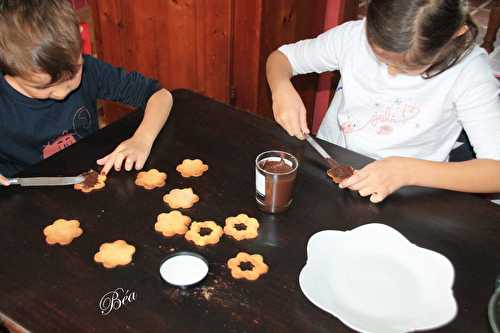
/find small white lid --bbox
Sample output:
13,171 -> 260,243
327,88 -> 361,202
159,252 -> 209,287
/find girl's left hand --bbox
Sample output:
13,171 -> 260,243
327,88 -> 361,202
97,134 -> 152,175
339,157 -> 414,203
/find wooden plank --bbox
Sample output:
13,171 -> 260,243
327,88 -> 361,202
159,0 -> 198,92
90,0 -> 125,66
120,0 -> 159,79
195,0 -> 232,102
231,0 -> 263,111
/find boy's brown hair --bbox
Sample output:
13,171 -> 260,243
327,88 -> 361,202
366,0 -> 478,79
0,0 -> 82,83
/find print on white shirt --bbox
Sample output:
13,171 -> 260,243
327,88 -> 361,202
339,97 -> 421,136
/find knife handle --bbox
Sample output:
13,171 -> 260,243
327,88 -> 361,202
5,178 -> 18,185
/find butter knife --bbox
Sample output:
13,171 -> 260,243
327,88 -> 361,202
305,134 -> 339,168
305,134 -> 355,183
7,175 -> 85,186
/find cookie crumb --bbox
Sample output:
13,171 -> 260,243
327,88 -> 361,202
200,286 -> 215,301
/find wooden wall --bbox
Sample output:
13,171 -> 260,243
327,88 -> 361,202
89,0 -> 333,125
90,0 -> 232,100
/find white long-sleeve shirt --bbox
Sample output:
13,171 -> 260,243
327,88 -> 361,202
279,20 -> 500,162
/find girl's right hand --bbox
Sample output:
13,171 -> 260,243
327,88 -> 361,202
272,82 -> 310,140
0,174 -> 10,186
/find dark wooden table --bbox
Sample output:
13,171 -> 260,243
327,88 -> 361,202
0,89 -> 499,333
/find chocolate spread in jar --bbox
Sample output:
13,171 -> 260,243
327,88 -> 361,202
260,158 -> 293,174
257,157 -> 297,213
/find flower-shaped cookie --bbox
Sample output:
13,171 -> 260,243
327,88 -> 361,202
224,214 -> 259,241
185,221 -> 223,246
43,219 -> 83,245
74,170 -> 107,193
327,165 -> 354,184
155,210 -> 192,237
176,159 -> 209,177
163,188 -> 199,209
94,240 -> 136,269
227,252 -> 269,281
135,169 -> 167,189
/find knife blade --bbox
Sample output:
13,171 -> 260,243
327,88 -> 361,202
305,134 -> 339,169
7,175 -> 85,187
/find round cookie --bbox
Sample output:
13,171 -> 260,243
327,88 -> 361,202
43,219 -> 83,245
163,188 -> 199,209
185,221 -> 223,246
224,214 -> 259,241
227,252 -> 269,281
155,210 -> 192,237
135,169 -> 167,189
94,240 -> 136,269
176,159 -> 208,177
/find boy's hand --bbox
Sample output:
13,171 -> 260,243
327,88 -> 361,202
97,134 -> 153,175
0,174 -> 10,186
339,157 -> 414,203
272,82 -> 309,140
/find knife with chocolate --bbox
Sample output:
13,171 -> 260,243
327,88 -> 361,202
7,175 -> 85,187
305,134 -> 354,184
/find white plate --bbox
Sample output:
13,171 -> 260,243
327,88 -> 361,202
299,224 -> 457,333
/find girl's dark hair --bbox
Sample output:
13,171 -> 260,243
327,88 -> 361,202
366,0 -> 478,79
0,0 -> 82,83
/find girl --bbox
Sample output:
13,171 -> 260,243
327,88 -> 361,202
266,0 -> 500,203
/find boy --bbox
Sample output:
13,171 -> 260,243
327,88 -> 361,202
0,0 -> 173,185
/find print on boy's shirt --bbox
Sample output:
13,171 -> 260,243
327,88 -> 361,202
41,106 -> 94,159
42,132 -> 77,159
339,97 -> 421,136
73,106 -> 93,137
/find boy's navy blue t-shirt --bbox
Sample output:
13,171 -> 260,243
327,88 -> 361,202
0,55 -> 161,177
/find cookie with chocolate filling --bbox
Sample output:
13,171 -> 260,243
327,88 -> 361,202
327,165 -> 354,184
227,252 -> 269,281
74,170 -> 107,193
185,221 -> 223,246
